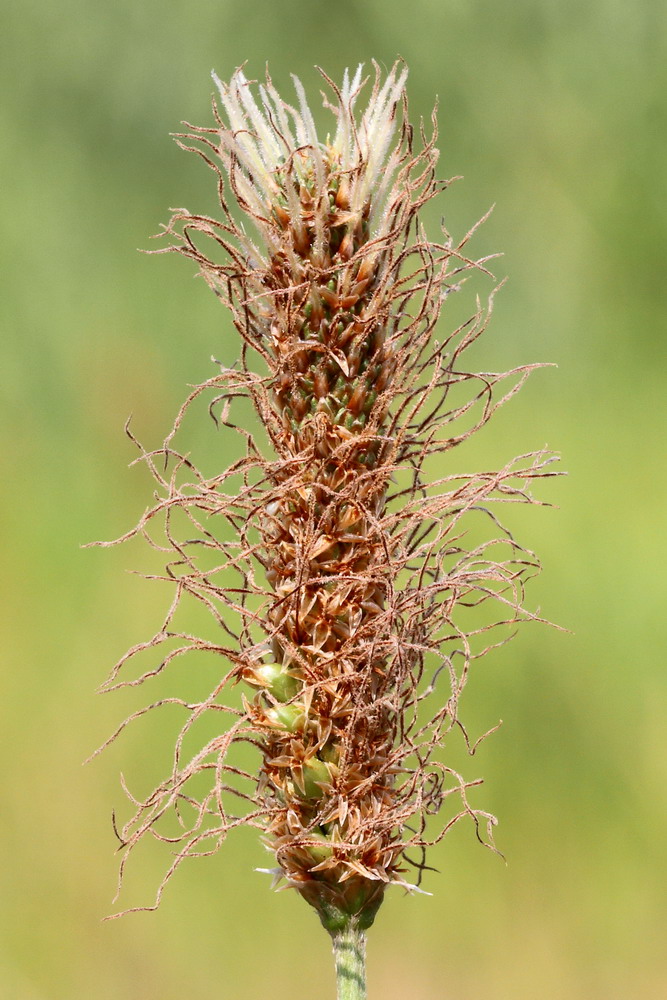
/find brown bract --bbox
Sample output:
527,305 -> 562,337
94,63 -> 558,930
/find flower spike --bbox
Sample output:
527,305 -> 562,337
99,66 -> 557,966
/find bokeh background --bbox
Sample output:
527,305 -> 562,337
2,1 -> 666,997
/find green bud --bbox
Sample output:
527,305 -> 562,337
302,757 -> 331,799
266,703 -> 305,732
256,664 -> 300,703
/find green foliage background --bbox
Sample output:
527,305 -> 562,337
2,2 -> 665,997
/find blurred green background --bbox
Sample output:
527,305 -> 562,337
2,1 -> 666,997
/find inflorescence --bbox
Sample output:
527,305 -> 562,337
95,62 -> 556,932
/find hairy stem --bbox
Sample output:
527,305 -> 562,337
331,923 -> 367,1000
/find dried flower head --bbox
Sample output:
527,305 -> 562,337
96,62 -> 556,938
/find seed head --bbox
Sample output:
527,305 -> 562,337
96,63 -> 556,931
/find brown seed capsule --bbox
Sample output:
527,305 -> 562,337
356,255 -> 375,284
339,232 -> 354,261
335,177 -> 350,210
313,371 -> 329,398
273,204 -> 290,228
320,285 -> 339,309
347,385 -> 366,415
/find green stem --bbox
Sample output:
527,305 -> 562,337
331,922 -> 367,1000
